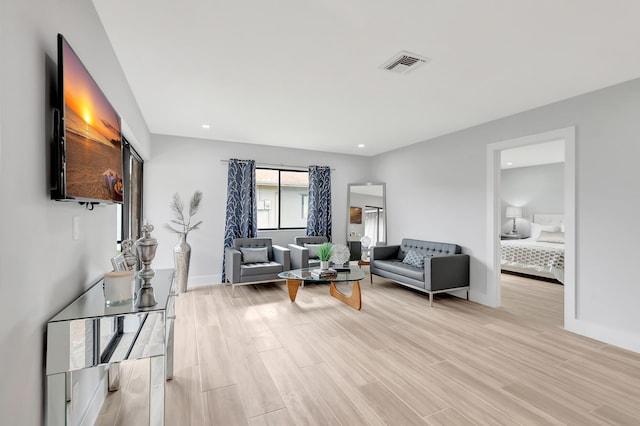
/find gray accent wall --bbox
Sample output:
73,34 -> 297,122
1,1 -> 150,424
501,162 -> 565,235
372,76 -> 640,352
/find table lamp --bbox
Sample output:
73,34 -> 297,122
506,206 -> 523,235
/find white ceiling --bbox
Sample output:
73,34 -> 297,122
92,0 -> 640,157
501,140 -> 564,169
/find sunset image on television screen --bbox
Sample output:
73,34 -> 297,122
62,39 -> 122,202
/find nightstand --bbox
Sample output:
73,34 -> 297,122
501,234 -> 528,240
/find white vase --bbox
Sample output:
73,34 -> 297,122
320,260 -> 330,270
174,233 -> 191,293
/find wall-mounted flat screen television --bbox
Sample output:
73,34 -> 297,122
51,34 -> 123,204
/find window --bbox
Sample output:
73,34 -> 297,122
256,168 -> 309,229
364,206 -> 385,244
116,138 -> 144,249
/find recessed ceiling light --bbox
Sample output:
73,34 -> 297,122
507,162 -> 513,165
201,124 -> 210,129
358,144 -> 365,148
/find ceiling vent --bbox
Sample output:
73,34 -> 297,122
379,51 -> 430,74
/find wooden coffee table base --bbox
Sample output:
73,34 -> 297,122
329,280 -> 362,310
285,279 -> 362,311
286,279 -> 302,302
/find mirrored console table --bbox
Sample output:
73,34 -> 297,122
46,268 -> 176,425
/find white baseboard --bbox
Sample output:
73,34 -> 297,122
471,288 -> 639,353
470,288 -> 638,353
565,318 -> 640,354
187,274 -> 223,288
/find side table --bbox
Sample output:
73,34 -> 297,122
46,269 -> 176,425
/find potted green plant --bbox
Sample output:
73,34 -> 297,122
317,242 -> 333,270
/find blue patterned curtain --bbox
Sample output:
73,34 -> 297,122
306,165 -> 332,240
222,159 -> 257,281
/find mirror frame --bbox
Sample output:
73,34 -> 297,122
347,182 -> 386,245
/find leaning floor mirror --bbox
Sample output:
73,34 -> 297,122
347,183 -> 386,260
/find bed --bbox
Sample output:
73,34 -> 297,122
500,213 -> 565,283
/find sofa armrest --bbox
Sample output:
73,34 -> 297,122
224,247 -> 242,283
425,254 -> 470,292
272,245 -> 291,271
288,243 -> 308,270
371,245 -> 400,261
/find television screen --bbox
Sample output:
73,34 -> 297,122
53,34 -> 123,204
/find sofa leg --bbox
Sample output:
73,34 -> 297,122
370,272 -> 373,286
429,292 -> 433,307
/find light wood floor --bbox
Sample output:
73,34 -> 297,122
96,272 -> 640,425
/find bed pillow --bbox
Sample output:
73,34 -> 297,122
240,247 -> 269,263
402,250 -> 425,268
530,223 -> 560,239
537,231 -> 565,244
304,243 -> 322,259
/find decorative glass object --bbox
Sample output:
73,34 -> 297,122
103,270 -> 134,305
330,244 -> 351,266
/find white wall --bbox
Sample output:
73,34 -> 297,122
144,134 -> 371,286
501,162 -> 565,235
0,1 -> 151,424
372,77 -> 640,352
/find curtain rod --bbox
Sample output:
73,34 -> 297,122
220,160 -> 335,171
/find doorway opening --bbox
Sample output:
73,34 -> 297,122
486,127 -> 575,328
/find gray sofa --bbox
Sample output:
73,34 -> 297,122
288,236 -> 329,270
225,238 -> 290,296
370,238 -> 470,306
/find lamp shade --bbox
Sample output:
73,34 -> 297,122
505,206 -> 523,218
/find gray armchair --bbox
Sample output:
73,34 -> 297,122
225,238 -> 290,296
288,236 -> 329,270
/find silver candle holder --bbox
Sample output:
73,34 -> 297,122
135,223 -> 158,308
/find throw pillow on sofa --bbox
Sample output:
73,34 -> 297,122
402,250 -> 425,268
304,243 -> 322,259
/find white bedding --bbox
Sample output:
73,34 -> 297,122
502,237 -> 565,251
500,237 -> 565,283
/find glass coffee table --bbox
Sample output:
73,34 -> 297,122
278,267 -> 366,310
